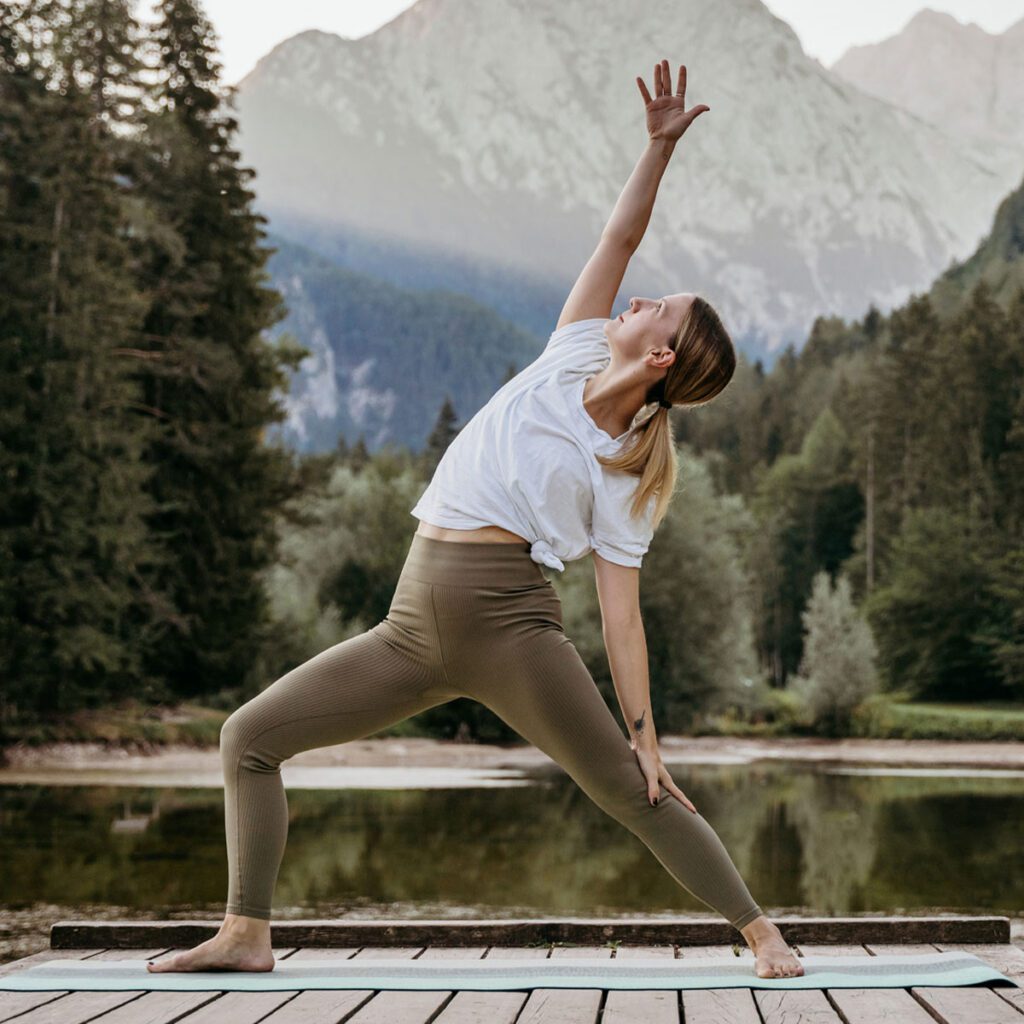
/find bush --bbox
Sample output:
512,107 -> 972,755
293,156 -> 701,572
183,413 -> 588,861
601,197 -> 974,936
787,570 -> 879,735
690,683 -> 811,736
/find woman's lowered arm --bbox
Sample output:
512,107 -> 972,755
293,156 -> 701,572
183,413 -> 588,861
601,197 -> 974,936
602,59 -> 710,249
594,554 -> 699,815
602,611 -> 699,815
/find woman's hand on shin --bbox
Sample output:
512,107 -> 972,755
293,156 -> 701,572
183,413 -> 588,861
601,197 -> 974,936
630,735 -> 698,814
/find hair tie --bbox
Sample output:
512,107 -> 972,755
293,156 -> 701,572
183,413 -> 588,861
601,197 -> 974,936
658,399 -> 672,409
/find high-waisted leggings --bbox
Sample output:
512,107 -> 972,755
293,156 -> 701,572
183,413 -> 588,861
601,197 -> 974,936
220,532 -> 765,930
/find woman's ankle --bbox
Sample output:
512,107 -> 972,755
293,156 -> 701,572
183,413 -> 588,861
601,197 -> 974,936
221,912 -> 271,940
739,914 -> 776,949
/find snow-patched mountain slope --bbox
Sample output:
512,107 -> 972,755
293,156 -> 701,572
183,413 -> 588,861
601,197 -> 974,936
831,8 -> 1024,178
235,0 -> 1023,355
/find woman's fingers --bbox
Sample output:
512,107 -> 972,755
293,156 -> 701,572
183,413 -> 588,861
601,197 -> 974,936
660,766 -> 698,814
638,61 -> 690,108
645,769 -> 660,805
672,784 -> 698,814
633,745 -> 661,804
634,747 -> 699,814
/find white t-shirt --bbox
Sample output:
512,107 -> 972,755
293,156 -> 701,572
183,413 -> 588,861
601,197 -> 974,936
410,317 -> 657,571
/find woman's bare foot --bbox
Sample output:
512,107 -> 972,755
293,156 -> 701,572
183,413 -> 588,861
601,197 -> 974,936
147,913 -> 275,973
739,915 -> 805,979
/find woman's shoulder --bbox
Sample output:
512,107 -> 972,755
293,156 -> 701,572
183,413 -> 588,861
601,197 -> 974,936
492,320 -> 608,407
542,317 -> 613,359
587,466 -> 657,567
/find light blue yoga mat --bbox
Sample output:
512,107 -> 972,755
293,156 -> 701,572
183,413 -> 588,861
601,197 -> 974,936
0,950 -> 1017,991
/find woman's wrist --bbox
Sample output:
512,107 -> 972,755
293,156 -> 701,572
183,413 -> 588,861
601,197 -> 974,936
633,730 -> 660,751
647,134 -> 678,157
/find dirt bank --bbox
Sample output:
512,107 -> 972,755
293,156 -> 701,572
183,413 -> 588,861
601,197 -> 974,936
4,734 -> 1024,773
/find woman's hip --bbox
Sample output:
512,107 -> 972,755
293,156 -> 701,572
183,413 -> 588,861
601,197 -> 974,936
374,533 -> 564,678
397,531 -> 548,590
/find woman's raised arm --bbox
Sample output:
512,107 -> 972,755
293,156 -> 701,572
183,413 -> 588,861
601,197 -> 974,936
603,60 -> 710,250
556,61 -> 709,329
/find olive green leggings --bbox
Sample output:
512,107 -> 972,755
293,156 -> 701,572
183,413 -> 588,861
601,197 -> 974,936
220,533 -> 764,930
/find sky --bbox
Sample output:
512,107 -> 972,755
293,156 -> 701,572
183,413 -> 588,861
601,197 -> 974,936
161,0 -> 1024,87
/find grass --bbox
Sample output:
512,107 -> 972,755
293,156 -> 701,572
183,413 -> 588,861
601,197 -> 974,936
850,698 -> 1024,741
4,696 -> 1024,752
693,693 -> 1024,741
0,695 -> 441,753
3,699 -> 228,750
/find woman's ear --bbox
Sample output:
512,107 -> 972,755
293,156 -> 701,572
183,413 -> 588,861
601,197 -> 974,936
648,347 -> 674,371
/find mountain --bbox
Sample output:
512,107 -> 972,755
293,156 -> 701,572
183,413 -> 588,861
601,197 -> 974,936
929,168 -> 1024,317
830,8 -> 1024,182
262,233 -> 541,453
232,0 -> 1023,363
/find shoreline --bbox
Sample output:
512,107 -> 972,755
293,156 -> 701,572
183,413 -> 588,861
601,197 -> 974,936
4,734 -> 1024,773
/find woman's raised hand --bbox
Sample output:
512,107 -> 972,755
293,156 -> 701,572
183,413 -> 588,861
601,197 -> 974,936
636,59 -> 710,143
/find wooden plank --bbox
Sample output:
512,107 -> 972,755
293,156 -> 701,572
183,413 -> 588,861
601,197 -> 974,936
602,944 -> 678,1024
257,945 -> 376,1022
49,915 -> 1011,948
516,944 -> 609,1024
0,948 -> 105,1024
431,945 -> 540,1024
9,947 -> 170,1024
932,942 -> 1024,1015
746,938 -> 842,1024
257,945 -> 488,1024
869,942 -> 1023,1024
337,945 -> 449,1024
678,944 -> 761,1024
798,942 -> 934,1023
0,948 -> 106,978
119,943 -> 299,1024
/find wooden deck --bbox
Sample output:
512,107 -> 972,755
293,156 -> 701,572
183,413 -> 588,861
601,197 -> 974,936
1,917 -> 1021,1023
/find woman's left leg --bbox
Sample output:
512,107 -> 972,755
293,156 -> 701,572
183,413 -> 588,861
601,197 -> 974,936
459,616 -> 764,931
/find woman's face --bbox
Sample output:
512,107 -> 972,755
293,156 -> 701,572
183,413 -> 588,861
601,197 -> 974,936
605,292 -> 695,361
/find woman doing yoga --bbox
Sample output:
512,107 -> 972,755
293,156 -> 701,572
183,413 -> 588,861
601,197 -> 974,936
150,59 -> 803,980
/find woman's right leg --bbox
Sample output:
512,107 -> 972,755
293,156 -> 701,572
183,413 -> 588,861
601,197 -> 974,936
220,621 -> 451,921
150,570 -> 453,972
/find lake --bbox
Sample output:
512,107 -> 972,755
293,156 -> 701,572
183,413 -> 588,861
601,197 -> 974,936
1,757 -> 1021,934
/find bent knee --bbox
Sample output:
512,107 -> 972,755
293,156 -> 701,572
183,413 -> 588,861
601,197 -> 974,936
219,706 -> 281,773
219,707 -> 248,758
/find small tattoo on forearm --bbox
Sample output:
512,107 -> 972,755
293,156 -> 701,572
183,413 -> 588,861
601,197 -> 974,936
633,708 -> 646,737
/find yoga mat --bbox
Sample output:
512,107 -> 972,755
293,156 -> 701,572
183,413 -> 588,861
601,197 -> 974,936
0,950 -> 1017,991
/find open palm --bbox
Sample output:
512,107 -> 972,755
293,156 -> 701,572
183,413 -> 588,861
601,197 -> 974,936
636,60 -> 710,142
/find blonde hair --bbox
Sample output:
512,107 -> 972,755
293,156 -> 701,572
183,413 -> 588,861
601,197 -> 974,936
596,295 -> 736,527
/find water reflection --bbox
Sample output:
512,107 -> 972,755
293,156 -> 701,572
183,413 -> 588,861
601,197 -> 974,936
0,765 -> 535,790
0,761 -> 1020,923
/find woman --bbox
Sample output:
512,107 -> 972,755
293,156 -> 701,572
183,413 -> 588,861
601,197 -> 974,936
150,60 -> 803,980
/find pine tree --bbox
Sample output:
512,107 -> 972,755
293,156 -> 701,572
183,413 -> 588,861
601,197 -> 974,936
864,505 -> 1009,699
349,435 -> 370,470
129,0 -> 306,697
421,395 -> 460,475
0,0 -> 161,722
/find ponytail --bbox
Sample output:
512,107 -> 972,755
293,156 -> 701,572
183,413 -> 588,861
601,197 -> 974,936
596,295 -> 736,528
